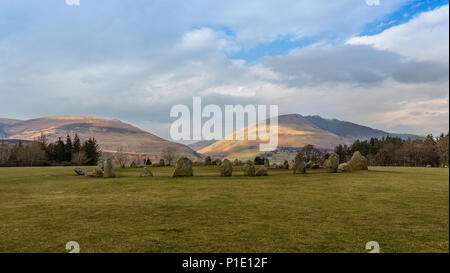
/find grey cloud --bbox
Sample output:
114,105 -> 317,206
263,45 -> 449,86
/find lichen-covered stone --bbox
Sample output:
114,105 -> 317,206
103,158 -> 116,178
324,152 -> 340,173
348,151 -> 369,171
219,159 -> 233,177
172,157 -> 194,177
264,158 -> 270,167
140,167 -> 153,177
243,160 -> 256,176
292,154 -> 306,174
255,166 -> 269,176
338,163 -> 351,172
74,167 -> 87,176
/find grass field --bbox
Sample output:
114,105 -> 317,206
0,166 -> 448,253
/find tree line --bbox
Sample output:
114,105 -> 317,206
334,134 -> 449,167
0,134 -> 102,167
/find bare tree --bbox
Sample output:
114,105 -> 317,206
115,146 -> 128,167
16,142 -> 46,166
72,151 -> 88,166
162,147 -> 177,166
0,138 -> 8,164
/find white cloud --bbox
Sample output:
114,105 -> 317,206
365,0 -> 380,6
1,1 -> 448,139
347,4 -> 449,63
65,0 -> 80,6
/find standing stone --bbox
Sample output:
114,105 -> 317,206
219,159 -> 233,177
347,151 -> 369,171
338,163 -> 351,172
140,167 -> 153,177
103,158 -> 116,178
130,161 -> 138,168
324,153 -> 340,173
233,159 -> 240,166
256,166 -> 269,176
98,162 -> 104,171
204,156 -> 212,166
94,165 -> 104,177
243,160 -> 256,176
172,157 -> 194,177
74,167 -> 87,176
292,154 -> 306,174
264,158 -> 270,167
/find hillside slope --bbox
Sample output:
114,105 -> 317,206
1,116 -> 199,157
304,115 -> 420,141
198,114 -> 349,158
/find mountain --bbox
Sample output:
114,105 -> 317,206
304,115 -> 419,141
0,116 -> 200,158
0,118 -> 22,138
197,114 -> 421,160
197,114 -> 349,158
188,140 -> 218,151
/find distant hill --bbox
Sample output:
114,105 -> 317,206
0,116 -> 200,158
197,114 -> 422,160
304,115 -> 420,141
188,140 -> 218,151
0,118 -> 22,138
197,114 -> 349,159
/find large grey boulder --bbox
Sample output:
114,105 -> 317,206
324,153 -> 340,173
172,157 -> 194,177
292,154 -> 306,174
338,163 -> 351,172
255,166 -> 269,176
219,159 -> 233,177
140,167 -> 153,177
243,160 -> 256,176
74,167 -> 87,176
348,151 -> 369,171
103,158 -> 116,178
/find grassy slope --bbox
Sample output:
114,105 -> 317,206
0,166 -> 448,253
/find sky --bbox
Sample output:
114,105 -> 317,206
0,0 -> 448,141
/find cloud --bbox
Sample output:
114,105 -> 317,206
365,0 -> 380,6
0,1 -> 448,140
263,45 -> 448,86
347,4 -> 449,63
65,0 -> 80,6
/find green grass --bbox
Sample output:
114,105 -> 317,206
0,166 -> 448,253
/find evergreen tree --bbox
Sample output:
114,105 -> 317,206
82,137 -> 101,166
73,134 -> 81,154
65,134 -> 73,162
55,137 -> 65,162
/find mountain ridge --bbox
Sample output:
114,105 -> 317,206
0,115 -> 200,158
304,115 -> 420,141
196,113 -> 422,159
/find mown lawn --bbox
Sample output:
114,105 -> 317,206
0,166 -> 448,253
